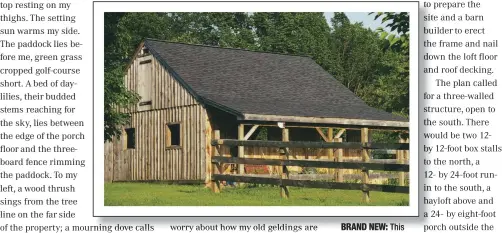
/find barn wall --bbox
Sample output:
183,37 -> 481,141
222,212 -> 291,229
104,47 -> 207,182
104,105 -> 207,181
123,48 -> 198,112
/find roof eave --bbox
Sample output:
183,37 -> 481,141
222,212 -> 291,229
144,40 -> 203,102
199,97 -> 244,118
239,113 -> 409,129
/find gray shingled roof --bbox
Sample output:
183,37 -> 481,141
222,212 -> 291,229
144,39 -> 407,123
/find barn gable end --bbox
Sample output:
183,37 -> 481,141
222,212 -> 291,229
124,44 -> 200,112
104,43 -> 208,182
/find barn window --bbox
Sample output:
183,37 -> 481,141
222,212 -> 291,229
142,47 -> 150,56
139,100 -> 152,106
139,59 -> 151,65
166,123 -> 181,147
125,128 -> 136,149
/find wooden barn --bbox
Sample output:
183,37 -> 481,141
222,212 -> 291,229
104,38 -> 409,184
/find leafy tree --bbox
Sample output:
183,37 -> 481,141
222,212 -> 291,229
329,12 -> 409,118
104,66 -> 139,141
165,13 -> 256,49
252,13 -> 332,69
104,13 -> 125,68
365,12 -> 410,142
114,13 -> 170,60
370,12 -> 409,53
329,13 -> 384,96
331,12 -> 350,28
370,12 -> 410,117
361,50 -> 409,116
204,13 -> 256,49
104,13 -> 168,141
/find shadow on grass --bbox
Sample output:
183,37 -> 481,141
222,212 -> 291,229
104,183 -> 410,206
178,190 -> 196,193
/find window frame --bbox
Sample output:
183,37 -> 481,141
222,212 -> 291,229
124,128 -> 136,149
165,122 -> 182,149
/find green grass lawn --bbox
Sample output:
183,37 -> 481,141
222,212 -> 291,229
104,182 -> 409,206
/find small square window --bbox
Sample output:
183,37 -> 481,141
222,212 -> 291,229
166,123 -> 181,147
125,128 -> 135,149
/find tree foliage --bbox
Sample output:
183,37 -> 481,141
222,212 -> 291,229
370,12 -> 409,54
165,13 -> 256,48
369,12 -> 410,116
253,13 -> 332,68
329,16 -> 383,95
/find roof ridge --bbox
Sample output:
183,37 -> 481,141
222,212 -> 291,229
144,38 -> 313,59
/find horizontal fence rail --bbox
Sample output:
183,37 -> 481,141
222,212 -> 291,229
209,130 -> 410,203
211,139 -> 409,150
212,156 -> 409,172
212,174 -> 409,194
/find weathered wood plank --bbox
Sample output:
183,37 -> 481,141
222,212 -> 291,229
335,128 -> 346,138
244,125 -> 259,140
334,137 -> 344,182
211,156 -> 409,172
361,128 -> 370,203
212,175 -> 409,193
238,124 -> 245,177
205,109 -> 212,185
211,130 -> 221,193
281,128 -> 289,198
327,128 -> 334,175
241,113 -> 409,128
211,139 -> 409,150
398,137 -> 406,186
315,127 -> 329,142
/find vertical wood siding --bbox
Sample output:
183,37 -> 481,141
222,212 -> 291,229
123,52 -> 198,112
104,47 -> 207,182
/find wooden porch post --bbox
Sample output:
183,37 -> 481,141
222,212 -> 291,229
405,138 -> 410,161
398,136 -> 406,186
210,130 -> 221,193
237,124 -> 245,186
204,116 -> 213,187
334,137 -> 344,182
334,129 -> 345,182
238,124 -> 245,175
280,128 -> 290,198
327,128 -> 334,176
361,128 -> 370,203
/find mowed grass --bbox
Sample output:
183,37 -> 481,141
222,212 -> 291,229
104,182 -> 409,206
